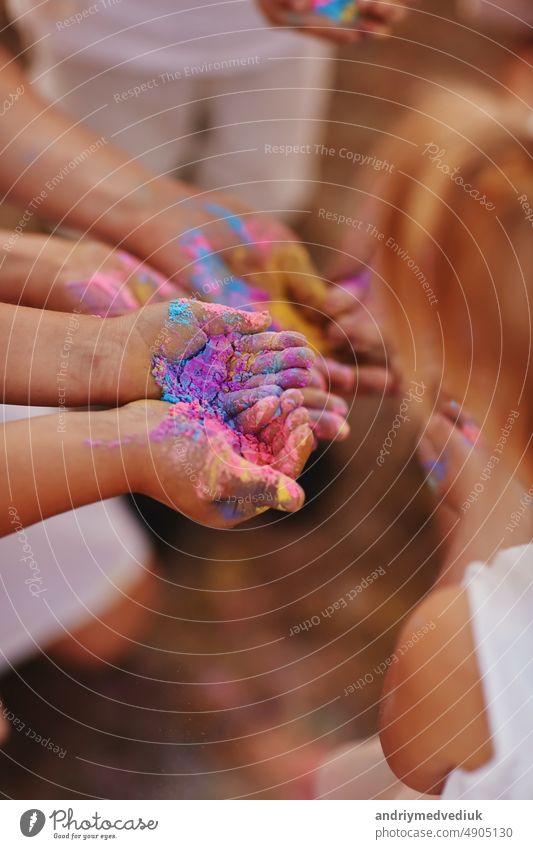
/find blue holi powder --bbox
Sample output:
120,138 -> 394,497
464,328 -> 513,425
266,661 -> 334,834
180,229 -> 257,310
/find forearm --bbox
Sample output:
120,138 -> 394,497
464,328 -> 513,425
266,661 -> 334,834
1,408 -> 138,535
0,48 -> 188,248
0,302 -> 123,405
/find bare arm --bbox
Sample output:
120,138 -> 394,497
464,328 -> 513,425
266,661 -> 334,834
2,408 -> 134,535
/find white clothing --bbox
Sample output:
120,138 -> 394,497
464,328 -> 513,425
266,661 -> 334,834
0,405 -> 152,673
443,545 -> 533,799
7,0 -> 334,210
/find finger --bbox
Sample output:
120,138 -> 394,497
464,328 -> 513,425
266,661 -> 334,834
308,409 -> 350,441
271,423 -> 314,477
418,414 -> 459,493
300,387 -> 349,416
257,0 -> 313,26
323,285 -> 361,317
234,395 -> 282,433
232,331 -> 308,353
246,346 -> 315,375
221,385 -> 283,416
242,368 -> 314,390
189,300 -> 271,334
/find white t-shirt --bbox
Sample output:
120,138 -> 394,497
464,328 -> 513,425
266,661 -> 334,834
7,0 -> 305,79
443,545 -> 533,799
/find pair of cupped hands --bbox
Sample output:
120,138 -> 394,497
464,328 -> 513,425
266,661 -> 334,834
20,233 -> 365,527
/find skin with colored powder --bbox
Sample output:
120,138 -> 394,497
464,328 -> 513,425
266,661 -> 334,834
149,299 -> 316,477
312,0 -> 359,22
200,201 -> 349,321
419,401 -> 483,495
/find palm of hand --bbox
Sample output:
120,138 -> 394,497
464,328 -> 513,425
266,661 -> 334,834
150,301 -> 315,474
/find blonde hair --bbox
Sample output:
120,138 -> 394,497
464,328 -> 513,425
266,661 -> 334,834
376,89 -> 533,465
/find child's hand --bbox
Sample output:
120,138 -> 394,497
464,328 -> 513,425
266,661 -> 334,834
1,234 -> 182,315
223,217 -> 390,369
419,403 -> 533,583
118,399 -> 312,526
257,0 -> 413,44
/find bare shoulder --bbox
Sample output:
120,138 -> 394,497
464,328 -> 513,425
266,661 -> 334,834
379,585 -> 493,794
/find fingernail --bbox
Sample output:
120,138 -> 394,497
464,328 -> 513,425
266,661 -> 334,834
277,479 -> 305,512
